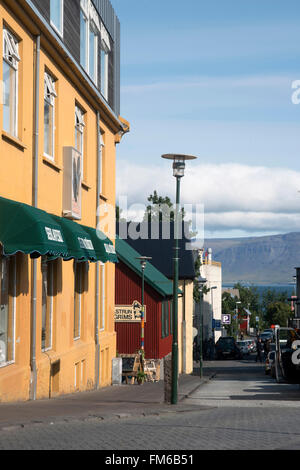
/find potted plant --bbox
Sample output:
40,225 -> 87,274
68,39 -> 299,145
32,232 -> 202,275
137,370 -> 147,385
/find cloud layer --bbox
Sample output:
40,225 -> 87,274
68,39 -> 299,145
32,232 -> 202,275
116,161 -> 300,237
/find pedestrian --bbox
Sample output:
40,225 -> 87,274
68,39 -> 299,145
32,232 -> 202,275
256,338 -> 264,363
264,338 -> 271,360
240,332 -> 244,341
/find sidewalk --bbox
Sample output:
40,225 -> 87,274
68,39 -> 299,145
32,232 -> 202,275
0,368 -> 213,431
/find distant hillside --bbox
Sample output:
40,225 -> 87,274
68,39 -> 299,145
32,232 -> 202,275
204,232 -> 300,285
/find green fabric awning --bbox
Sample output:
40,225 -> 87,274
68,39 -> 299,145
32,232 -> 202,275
0,196 -> 69,258
81,224 -> 118,263
52,216 -> 98,262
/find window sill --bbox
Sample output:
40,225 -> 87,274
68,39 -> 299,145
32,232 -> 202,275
43,156 -> 62,172
99,193 -> 108,202
2,131 -> 27,151
82,180 -> 91,191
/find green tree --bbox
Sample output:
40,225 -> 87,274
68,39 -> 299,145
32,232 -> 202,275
222,292 -> 237,337
265,301 -> 292,327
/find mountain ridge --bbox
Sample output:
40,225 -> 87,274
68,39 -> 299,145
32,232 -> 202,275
204,232 -> 300,284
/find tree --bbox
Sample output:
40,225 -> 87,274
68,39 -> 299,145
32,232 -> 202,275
265,301 -> 292,327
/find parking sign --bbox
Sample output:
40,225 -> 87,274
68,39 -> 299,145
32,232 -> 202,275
222,314 -> 231,325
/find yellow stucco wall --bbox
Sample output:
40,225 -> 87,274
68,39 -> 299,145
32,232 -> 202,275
178,279 -> 194,375
0,3 -> 121,402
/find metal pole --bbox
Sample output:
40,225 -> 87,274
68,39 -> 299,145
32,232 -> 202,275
199,290 -> 203,378
171,176 -> 180,405
141,266 -> 145,370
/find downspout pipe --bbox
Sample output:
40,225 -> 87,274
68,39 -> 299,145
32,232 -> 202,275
95,110 -> 101,389
30,34 -> 40,401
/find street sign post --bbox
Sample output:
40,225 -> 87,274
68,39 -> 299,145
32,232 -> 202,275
222,314 -> 231,325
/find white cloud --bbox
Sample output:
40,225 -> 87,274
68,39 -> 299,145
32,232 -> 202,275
116,161 -> 300,236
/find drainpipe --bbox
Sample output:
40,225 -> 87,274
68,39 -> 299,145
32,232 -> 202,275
182,279 -> 187,374
95,111 -> 102,389
30,35 -> 40,401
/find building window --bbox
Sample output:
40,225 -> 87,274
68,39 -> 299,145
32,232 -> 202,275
0,256 -> 16,367
89,23 -> 98,84
80,0 -> 103,86
2,28 -> 20,137
75,105 -> 85,175
100,24 -> 110,100
74,261 -> 86,340
44,72 -> 57,160
80,9 -> 88,70
100,263 -> 105,331
169,301 -> 173,335
41,258 -> 54,352
50,0 -> 64,37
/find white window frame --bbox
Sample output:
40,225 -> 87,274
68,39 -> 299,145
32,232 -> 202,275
75,105 -> 85,177
80,0 -> 101,86
41,259 -> 54,353
0,256 -> 16,369
44,72 -> 57,161
50,0 -> 64,38
3,28 -> 20,137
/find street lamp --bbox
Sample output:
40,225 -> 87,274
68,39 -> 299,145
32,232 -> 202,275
136,256 -> 152,370
161,153 -> 197,405
197,275 -> 207,379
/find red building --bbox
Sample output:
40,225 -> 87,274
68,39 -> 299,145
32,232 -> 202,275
115,238 -> 175,359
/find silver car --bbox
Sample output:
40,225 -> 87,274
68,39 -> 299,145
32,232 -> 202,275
236,340 -> 251,356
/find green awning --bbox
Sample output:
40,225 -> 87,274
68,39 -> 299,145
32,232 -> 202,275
0,196 -> 69,258
81,224 -> 118,263
52,216 -> 98,262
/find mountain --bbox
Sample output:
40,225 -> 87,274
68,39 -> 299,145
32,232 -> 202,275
204,232 -> 300,285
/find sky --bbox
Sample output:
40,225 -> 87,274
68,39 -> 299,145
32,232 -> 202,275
111,0 -> 300,239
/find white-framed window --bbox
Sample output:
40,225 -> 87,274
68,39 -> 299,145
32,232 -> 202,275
0,256 -> 16,368
99,262 -> 105,331
75,105 -> 85,176
2,28 -> 20,137
41,258 -> 54,352
50,0 -> 64,37
80,0 -> 100,86
44,72 -> 57,160
100,24 -> 110,100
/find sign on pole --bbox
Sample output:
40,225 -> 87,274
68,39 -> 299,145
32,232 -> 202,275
222,314 -> 231,325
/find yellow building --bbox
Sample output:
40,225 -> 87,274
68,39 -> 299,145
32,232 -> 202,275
0,0 -> 128,402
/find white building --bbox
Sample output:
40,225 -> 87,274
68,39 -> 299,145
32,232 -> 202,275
194,248 -> 222,344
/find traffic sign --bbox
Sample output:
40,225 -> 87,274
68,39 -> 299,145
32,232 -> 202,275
222,314 -> 231,325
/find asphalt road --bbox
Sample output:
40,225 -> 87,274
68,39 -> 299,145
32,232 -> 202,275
2,356 -> 300,451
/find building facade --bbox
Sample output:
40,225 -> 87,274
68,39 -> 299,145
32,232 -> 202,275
195,248 -> 222,343
0,0 -> 128,402
115,238 -> 174,363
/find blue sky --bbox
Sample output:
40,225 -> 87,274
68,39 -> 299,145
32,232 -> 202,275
111,0 -> 300,238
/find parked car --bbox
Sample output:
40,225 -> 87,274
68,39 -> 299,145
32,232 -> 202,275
236,340 -> 251,357
245,339 -> 256,353
259,332 -> 274,343
265,351 -> 276,376
215,337 -> 242,360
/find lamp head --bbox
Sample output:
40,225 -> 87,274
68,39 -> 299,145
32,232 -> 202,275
136,256 -> 152,270
161,154 -> 197,178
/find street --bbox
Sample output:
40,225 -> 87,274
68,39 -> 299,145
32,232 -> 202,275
2,356 -> 300,450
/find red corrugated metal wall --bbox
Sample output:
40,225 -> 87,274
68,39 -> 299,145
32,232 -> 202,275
115,261 -> 172,359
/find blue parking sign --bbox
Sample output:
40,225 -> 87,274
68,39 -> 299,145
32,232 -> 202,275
222,314 -> 231,325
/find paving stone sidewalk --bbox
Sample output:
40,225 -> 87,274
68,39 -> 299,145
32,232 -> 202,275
0,371 -> 213,431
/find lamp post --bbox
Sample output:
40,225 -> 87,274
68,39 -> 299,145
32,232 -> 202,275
161,153 -> 197,405
136,256 -> 152,370
197,276 -> 207,378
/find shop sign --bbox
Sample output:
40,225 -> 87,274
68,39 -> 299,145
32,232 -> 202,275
115,301 -> 146,323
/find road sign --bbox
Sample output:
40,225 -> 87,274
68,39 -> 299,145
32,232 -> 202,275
212,319 -> 222,330
222,314 -> 231,325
